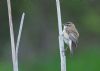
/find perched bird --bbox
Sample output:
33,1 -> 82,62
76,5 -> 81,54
62,22 -> 79,54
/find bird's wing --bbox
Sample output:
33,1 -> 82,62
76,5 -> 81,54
69,32 -> 78,48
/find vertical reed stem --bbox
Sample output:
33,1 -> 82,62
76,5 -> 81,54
56,0 -> 67,71
7,0 -> 18,71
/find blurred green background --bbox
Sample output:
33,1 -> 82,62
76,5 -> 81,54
0,0 -> 100,71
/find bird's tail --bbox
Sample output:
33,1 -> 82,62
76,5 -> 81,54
69,40 -> 73,55
69,46 -> 74,55
69,40 -> 77,55
69,41 -> 77,55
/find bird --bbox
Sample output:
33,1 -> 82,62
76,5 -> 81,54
62,22 -> 79,54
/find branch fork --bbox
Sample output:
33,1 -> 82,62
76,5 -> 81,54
7,0 -> 25,71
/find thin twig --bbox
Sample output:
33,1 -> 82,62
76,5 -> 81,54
56,0 -> 67,71
15,12 -> 25,71
16,12 -> 25,56
7,0 -> 18,71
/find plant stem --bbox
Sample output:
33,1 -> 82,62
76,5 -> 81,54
16,12 -> 25,67
56,0 -> 67,71
16,12 -> 25,57
7,0 -> 18,71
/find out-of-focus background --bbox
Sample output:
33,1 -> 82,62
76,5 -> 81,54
0,0 -> 100,71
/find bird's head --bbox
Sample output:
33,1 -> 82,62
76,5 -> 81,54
63,22 -> 75,30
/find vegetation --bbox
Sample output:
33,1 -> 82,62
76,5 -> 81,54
0,0 -> 100,71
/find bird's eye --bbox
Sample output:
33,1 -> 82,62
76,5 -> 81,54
67,24 -> 69,26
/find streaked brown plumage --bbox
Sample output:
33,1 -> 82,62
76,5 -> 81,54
62,22 -> 79,54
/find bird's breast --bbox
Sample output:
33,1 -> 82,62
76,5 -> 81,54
63,30 -> 70,44
63,31 -> 69,39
